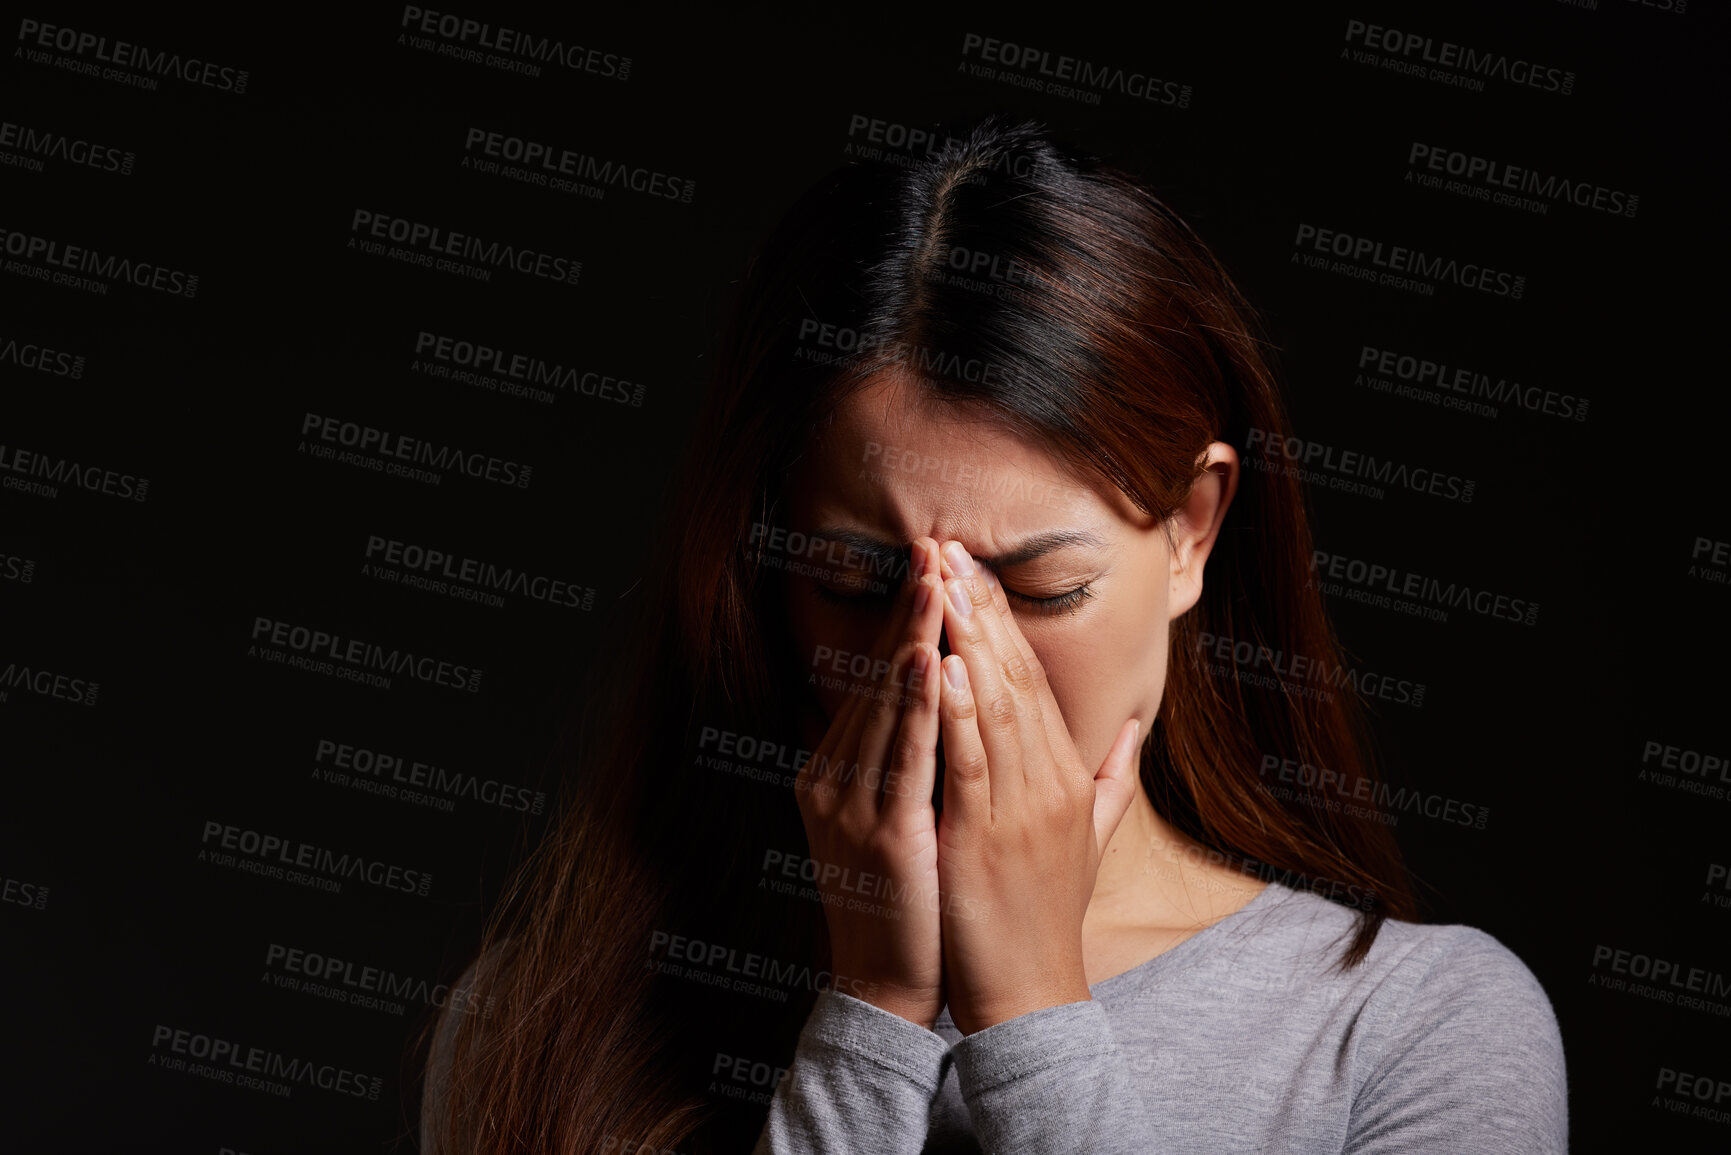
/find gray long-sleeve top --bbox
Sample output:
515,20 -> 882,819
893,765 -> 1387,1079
750,880 -> 1569,1153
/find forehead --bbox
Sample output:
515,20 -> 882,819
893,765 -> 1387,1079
786,372 -> 1129,547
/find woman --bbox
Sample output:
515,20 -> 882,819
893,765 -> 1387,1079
417,116 -> 1568,1153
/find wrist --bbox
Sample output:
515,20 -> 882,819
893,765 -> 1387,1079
951,975 -> 1092,1036
853,985 -> 941,1031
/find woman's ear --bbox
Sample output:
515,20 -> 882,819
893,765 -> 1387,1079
1167,442 -> 1239,620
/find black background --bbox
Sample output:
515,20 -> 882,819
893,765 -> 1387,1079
2,2 -> 1727,1151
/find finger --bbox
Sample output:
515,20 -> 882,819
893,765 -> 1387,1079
975,564 -> 1075,772
798,541 -> 924,816
882,640 -> 943,825
798,685 -> 864,817
1092,718 -> 1143,857
937,653 -> 992,828
854,572 -> 944,816
938,542 -> 1032,798
838,542 -> 940,823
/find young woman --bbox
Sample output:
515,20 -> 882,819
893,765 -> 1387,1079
417,116 -> 1568,1154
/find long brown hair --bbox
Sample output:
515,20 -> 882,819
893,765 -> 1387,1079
414,115 -> 1416,1155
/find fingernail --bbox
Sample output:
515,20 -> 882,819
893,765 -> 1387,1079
915,581 -> 931,614
943,541 -> 976,578
946,578 -> 972,618
911,544 -> 928,580
943,655 -> 968,691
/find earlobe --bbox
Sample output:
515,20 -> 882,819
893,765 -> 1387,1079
1167,442 -> 1238,619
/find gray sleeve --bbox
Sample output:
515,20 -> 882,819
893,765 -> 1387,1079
752,989 -> 951,1154
1345,927 -> 1569,1153
947,998 -> 1154,1155
944,927 -> 1569,1155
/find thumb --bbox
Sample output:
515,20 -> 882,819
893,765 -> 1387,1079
1092,718 -> 1142,857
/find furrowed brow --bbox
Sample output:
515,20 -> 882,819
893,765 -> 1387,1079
810,526 -> 1105,570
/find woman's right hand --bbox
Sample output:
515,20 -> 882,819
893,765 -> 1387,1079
794,537 -> 947,1029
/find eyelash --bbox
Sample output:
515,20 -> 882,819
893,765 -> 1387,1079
815,580 -> 1095,617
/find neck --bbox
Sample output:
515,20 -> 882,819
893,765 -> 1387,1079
1086,781 -> 1266,934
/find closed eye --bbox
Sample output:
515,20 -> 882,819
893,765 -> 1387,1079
814,580 -> 1094,617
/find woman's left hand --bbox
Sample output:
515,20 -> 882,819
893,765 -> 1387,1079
931,539 -> 1143,1037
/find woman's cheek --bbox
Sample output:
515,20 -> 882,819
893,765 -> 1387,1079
1036,620 -> 1164,768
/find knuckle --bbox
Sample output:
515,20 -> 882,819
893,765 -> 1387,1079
953,749 -> 990,781
864,827 -> 902,860
982,691 -> 1019,727
1000,652 -> 1038,694
891,730 -> 926,773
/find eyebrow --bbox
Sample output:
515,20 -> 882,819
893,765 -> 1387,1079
810,526 -> 1107,571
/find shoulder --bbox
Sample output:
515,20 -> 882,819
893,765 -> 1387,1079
1260,888 -> 1569,1152
1239,883 -> 1555,1002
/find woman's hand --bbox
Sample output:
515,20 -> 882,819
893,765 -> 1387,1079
794,538 -> 948,1029
931,540 -> 1143,1036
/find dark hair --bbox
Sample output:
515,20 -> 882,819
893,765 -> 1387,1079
415,114 -> 1415,1155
